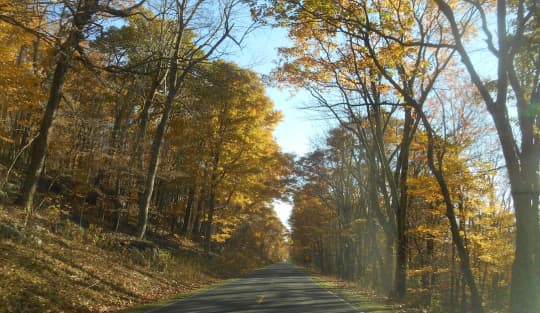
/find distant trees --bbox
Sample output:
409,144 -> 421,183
167,61 -> 291,253
290,111 -> 513,312
222,207 -> 289,271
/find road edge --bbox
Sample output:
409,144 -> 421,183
290,263 -> 361,312
293,264 -> 396,313
119,278 -> 239,313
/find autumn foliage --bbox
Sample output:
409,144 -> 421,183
250,0 -> 539,313
0,1 -> 290,311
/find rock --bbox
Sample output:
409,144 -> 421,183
0,222 -> 23,242
129,247 -> 147,265
32,236 -> 43,246
128,240 -> 159,263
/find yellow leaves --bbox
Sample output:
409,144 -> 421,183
0,17 -> 47,143
212,232 -> 231,243
0,135 -> 14,143
408,266 -> 449,276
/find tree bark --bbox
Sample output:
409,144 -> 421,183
204,147 -> 221,254
181,187 -> 195,234
432,1 -> 540,311
137,95 -> 174,239
132,73 -> 162,170
137,9 -> 186,239
392,108 -> 412,300
192,189 -> 204,236
20,0 -> 97,212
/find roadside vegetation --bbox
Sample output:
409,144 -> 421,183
313,275 -> 401,313
0,205 -> 272,313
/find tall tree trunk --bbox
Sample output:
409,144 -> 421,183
137,15 -> 185,239
509,179 -> 540,313
113,175 -> 122,232
433,1 -> 539,311
392,108 -> 412,300
133,74 -> 162,170
20,0 -> 97,212
204,148 -> 221,254
181,187 -> 195,234
137,97 -> 174,239
192,190 -> 204,236
507,90 -> 540,313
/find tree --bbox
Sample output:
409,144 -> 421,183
137,0 -> 240,239
255,0 -> 480,303
431,1 -> 539,312
222,207 -> 289,272
167,60 -> 290,252
0,0 -> 145,214
0,4 -> 45,184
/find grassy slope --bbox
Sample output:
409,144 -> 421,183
0,209 -> 230,313
306,269 -> 422,313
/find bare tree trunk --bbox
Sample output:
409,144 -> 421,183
137,7 -> 186,239
137,97 -> 174,239
432,2 -> 539,311
133,74 -> 162,170
506,89 -> 540,313
181,187 -> 195,234
392,108 -> 412,300
204,150 -> 220,254
191,189 -> 204,236
136,0 -> 234,239
20,0 -> 97,213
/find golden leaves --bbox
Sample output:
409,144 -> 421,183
0,135 -> 14,144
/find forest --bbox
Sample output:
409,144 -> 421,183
0,1 -> 538,313
0,1 -> 290,311
258,1 -> 538,313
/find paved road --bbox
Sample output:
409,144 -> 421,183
145,262 -> 358,313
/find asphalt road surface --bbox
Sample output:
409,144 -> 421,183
145,262 -> 358,313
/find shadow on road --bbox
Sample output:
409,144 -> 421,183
144,262 -> 358,313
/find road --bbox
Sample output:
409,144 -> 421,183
144,262 -> 358,313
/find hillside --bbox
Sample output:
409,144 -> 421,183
0,206 -> 252,313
